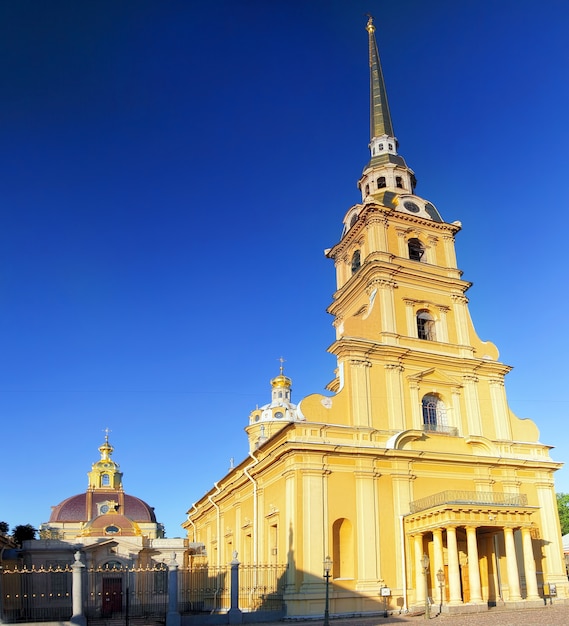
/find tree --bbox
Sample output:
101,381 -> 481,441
556,493 -> 569,535
0,521 -> 9,535
11,524 -> 37,546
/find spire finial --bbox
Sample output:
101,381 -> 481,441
278,356 -> 286,375
367,14 -> 395,142
103,427 -> 111,443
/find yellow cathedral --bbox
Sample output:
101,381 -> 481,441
183,17 -> 568,617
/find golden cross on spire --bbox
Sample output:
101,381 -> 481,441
278,356 -> 286,375
103,427 -> 111,443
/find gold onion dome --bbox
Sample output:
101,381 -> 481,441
271,359 -> 292,388
271,373 -> 292,388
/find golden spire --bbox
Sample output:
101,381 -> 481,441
366,15 -> 395,141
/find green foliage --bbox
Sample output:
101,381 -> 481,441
0,521 -> 9,535
11,524 -> 37,546
556,493 -> 569,536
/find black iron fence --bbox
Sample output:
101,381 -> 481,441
178,564 -> 230,613
238,564 -> 287,612
1,561 -> 287,624
0,565 -> 72,624
84,564 -> 168,621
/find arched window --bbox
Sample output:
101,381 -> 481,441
422,394 -> 447,432
417,310 -> 436,341
332,518 -> 354,579
377,176 -> 386,189
351,250 -> 361,274
396,176 -> 403,188
408,238 -> 424,261
365,184 -> 370,195
349,213 -> 358,228
101,474 -> 110,487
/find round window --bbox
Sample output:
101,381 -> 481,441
105,525 -> 119,535
274,411 -> 284,419
404,201 -> 420,213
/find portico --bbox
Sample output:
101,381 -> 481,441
405,491 -> 542,610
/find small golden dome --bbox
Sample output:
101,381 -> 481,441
271,374 -> 292,389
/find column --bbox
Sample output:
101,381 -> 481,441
503,527 -> 522,601
166,553 -> 181,626
284,470 -> 297,592
425,236 -> 438,265
432,528 -> 444,596
368,215 -> 388,253
348,359 -> 371,427
465,526 -> 483,603
413,534 -> 426,605
442,234 -> 457,269
70,551 -> 86,626
377,278 -> 397,342
228,555 -> 242,624
462,374 -> 482,436
300,468 -> 326,590
355,468 -> 380,589
446,527 -> 462,605
436,305 -> 449,343
384,364 -> 405,431
403,299 -> 415,338
451,294 -> 470,352
521,527 -> 540,601
536,481 -> 567,586
408,380 -> 421,430
489,378 -> 512,440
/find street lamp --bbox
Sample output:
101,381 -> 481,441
436,568 -> 445,615
420,553 -> 430,620
323,556 -> 332,626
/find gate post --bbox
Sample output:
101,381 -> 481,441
70,551 -> 86,626
228,552 -> 242,624
166,553 -> 181,626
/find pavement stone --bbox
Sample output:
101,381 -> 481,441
261,603 -> 569,626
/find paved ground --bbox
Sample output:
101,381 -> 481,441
262,603 -> 569,626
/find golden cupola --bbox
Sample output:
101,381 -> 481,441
245,360 -> 304,451
87,431 -> 123,491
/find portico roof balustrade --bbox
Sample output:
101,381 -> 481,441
409,491 -> 528,514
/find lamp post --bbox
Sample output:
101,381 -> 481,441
323,556 -> 332,626
436,568 -> 444,615
420,553 -> 430,620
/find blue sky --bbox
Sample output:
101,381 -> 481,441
1,0 -> 568,538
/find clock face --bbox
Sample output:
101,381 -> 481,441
404,201 -> 420,213
101,504 -> 109,514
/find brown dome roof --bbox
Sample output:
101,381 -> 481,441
49,492 -> 156,523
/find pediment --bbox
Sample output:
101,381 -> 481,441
407,368 -> 462,388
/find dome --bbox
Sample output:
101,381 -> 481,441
271,374 -> 292,388
82,513 -> 139,537
49,492 -> 157,523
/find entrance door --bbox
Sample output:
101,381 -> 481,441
102,577 -> 123,616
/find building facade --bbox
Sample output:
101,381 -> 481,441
22,435 -> 198,570
184,17 -> 568,616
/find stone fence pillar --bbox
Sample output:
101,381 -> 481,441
70,551 -> 86,626
166,553 -> 181,626
228,553 -> 242,624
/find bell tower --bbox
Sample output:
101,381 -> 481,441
324,16 -> 515,442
